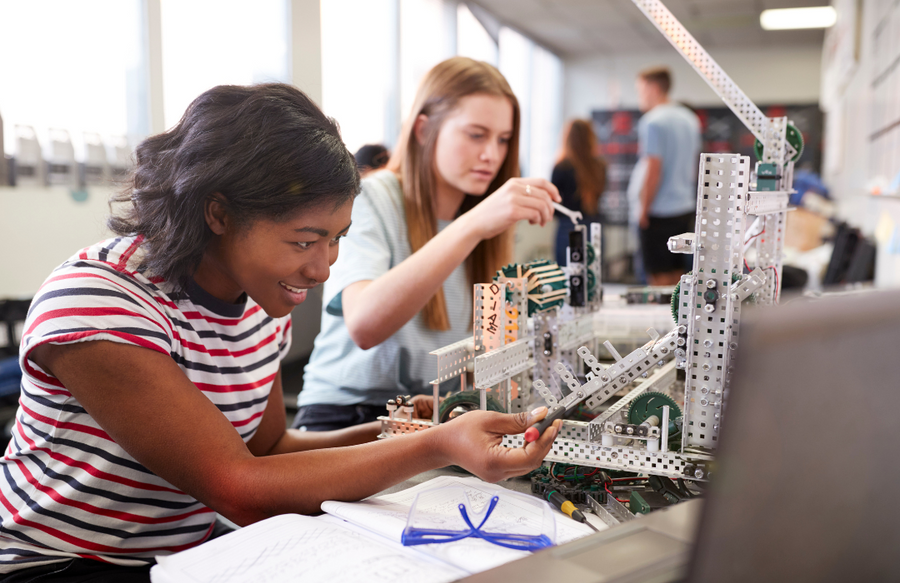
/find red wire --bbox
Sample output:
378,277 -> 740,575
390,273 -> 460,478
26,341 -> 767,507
744,228 -> 764,245
605,484 -> 630,504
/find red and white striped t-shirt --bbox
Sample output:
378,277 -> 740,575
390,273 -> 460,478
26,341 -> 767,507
0,236 -> 292,572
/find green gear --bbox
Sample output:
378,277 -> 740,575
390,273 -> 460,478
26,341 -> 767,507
587,270 -> 597,302
438,391 -> 505,423
628,392 -> 682,443
495,259 -> 567,315
586,243 -> 596,265
670,281 -> 681,323
754,122 -> 804,163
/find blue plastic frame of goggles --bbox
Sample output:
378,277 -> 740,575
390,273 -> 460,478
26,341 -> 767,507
401,495 -> 553,552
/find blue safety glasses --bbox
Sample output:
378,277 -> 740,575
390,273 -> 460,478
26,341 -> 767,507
401,487 -> 556,552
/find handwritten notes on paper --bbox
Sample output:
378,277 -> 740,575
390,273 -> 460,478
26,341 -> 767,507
150,515 -> 464,583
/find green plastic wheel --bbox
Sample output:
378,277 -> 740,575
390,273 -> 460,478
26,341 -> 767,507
628,392 -> 682,444
438,391 -> 505,423
670,281 -> 681,323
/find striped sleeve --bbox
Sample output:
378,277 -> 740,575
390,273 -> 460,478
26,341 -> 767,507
20,261 -> 174,382
278,316 -> 292,361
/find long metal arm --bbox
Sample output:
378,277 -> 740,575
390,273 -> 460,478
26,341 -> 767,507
631,0 -> 793,162
532,328 -> 680,435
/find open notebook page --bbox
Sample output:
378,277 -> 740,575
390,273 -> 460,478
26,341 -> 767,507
321,474 -> 601,573
150,513 -> 466,583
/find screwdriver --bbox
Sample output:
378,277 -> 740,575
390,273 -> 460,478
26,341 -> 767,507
524,407 -> 566,443
545,490 -> 599,532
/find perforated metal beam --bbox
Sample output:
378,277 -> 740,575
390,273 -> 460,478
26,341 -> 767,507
631,0 -> 794,162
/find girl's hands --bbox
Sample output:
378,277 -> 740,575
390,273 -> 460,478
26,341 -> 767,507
409,394 -> 440,420
433,407 -> 561,482
461,177 -> 561,241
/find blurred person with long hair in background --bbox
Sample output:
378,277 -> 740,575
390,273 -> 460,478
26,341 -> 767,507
551,119 -> 607,267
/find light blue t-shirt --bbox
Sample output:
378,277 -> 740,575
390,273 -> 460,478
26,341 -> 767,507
633,103 -> 702,218
299,170 -> 472,407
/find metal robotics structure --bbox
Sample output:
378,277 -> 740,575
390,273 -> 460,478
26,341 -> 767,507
381,0 -> 797,484
379,220 -> 604,427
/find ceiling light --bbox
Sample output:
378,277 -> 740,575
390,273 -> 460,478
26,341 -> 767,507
760,6 -> 837,30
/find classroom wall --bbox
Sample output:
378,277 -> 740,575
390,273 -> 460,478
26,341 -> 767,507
564,45 -> 823,118
820,0 -> 900,288
0,186 -> 113,299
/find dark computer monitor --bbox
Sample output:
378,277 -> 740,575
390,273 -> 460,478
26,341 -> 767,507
688,289 -> 900,582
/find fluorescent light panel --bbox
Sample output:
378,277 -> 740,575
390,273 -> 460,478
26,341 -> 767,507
760,6 -> 837,30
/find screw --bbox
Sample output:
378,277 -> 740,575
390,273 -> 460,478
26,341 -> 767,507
694,467 -> 705,479
700,398 -> 709,406
706,279 -> 716,288
703,339 -> 713,347
626,426 -> 634,435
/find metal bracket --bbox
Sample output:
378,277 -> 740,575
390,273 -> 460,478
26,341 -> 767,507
473,336 -> 534,389
533,378 -> 559,408
667,232 -> 695,254
587,493 -> 635,526
746,191 -> 790,214
430,336 -> 475,385
731,268 -> 767,302
588,360 -> 678,441
558,314 -> 595,351
539,329 -> 679,420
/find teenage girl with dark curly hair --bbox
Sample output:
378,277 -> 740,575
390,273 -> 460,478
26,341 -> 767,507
0,83 -> 559,582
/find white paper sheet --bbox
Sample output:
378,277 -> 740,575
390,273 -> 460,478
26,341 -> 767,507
150,514 -> 466,583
